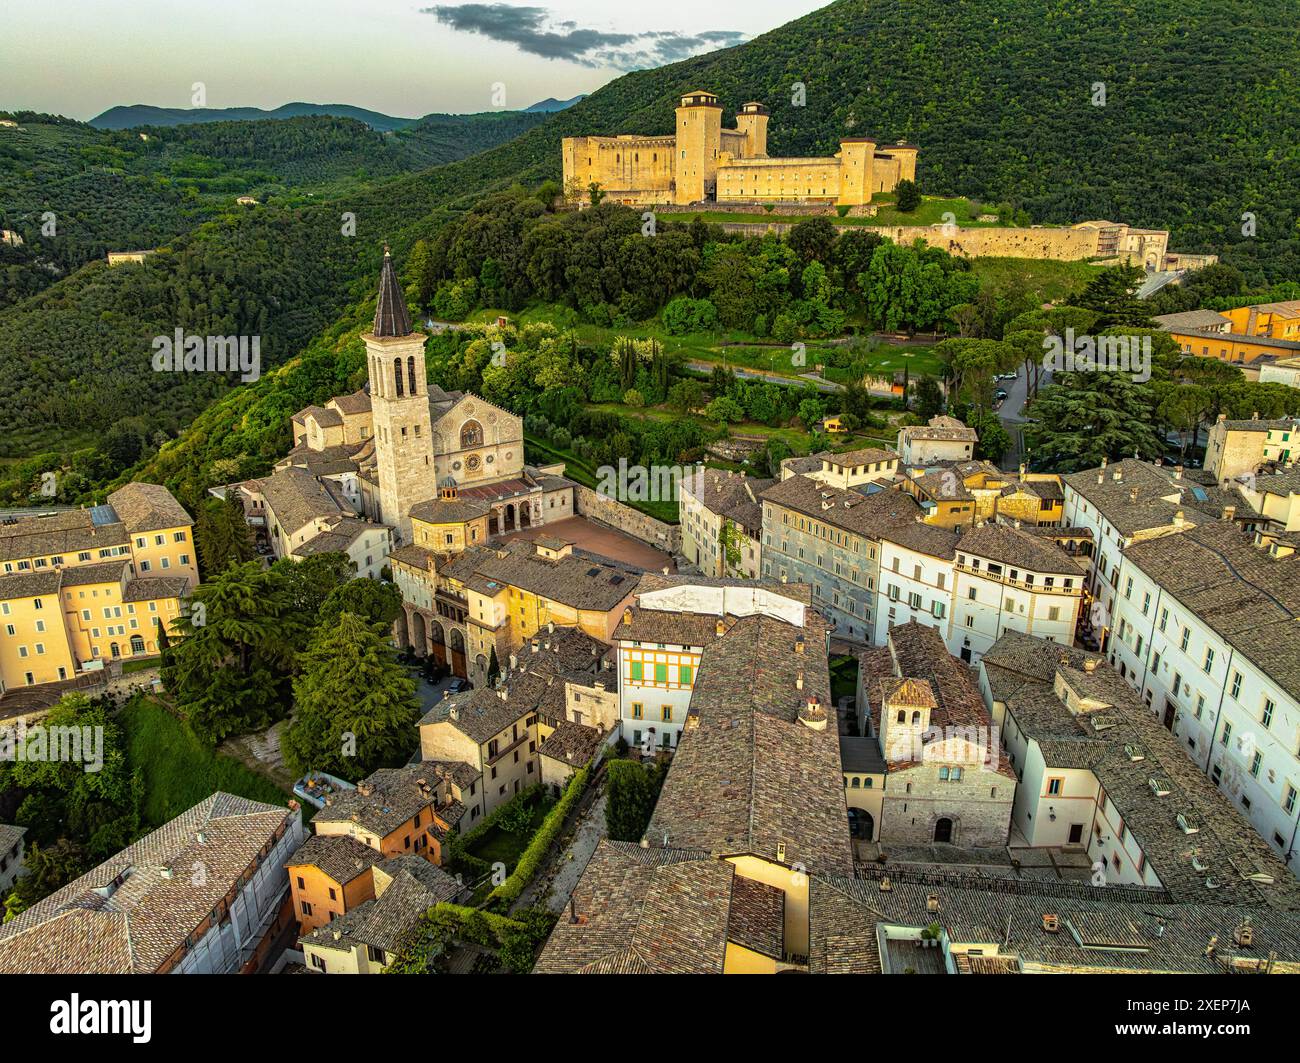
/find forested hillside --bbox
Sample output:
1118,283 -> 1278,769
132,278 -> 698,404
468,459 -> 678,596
3,0 -> 1296,476
0,110 -> 548,309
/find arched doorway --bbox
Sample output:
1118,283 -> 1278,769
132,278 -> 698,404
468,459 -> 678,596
933,817 -> 954,844
410,611 -> 428,658
489,511 -> 500,536
393,609 -> 410,652
848,808 -> 874,841
503,503 -> 516,532
110,642 -> 120,659
448,628 -> 467,679
520,502 -> 532,528
130,635 -> 146,655
428,619 -> 447,668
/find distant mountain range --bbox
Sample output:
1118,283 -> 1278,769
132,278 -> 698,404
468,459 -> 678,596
89,95 -> 586,130
523,95 -> 588,113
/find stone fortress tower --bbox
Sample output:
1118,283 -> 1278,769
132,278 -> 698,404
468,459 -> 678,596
363,246 -> 436,545
562,89 -> 918,208
673,89 -> 725,204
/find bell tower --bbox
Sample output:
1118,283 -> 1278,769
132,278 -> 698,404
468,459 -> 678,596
364,245 -> 435,545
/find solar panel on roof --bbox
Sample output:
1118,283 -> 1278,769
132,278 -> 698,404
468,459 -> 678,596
88,505 -> 118,526
1190,486 -> 1208,501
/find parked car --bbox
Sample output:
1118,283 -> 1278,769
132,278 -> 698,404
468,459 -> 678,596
446,677 -> 471,694
994,388 -> 1009,401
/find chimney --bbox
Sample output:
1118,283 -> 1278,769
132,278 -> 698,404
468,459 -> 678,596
796,670 -> 804,690
926,893 -> 940,913
1223,505 -> 1236,521
509,653 -> 518,671
1018,463 -> 1026,478
1042,913 -> 1060,933
1174,510 -> 1185,527
715,618 -> 726,636
795,637 -> 805,654
1252,411 -> 1260,420
1217,413 -> 1227,423
1113,469 -> 1122,482
1083,658 -> 1098,673
622,607 -> 632,626
497,686 -> 509,701
531,641 -> 538,654
547,621 -> 554,634
1129,487 -> 1138,503
1233,919 -> 1254,948
1174,465 -> 1183,480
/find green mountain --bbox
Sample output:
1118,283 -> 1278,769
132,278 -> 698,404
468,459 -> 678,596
89,102 -> 419,131
3,0 -> 1297,476
0,110 -> 548,309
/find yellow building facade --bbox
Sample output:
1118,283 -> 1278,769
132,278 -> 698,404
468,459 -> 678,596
563,91 -> 917,207
0,484 -> 196,692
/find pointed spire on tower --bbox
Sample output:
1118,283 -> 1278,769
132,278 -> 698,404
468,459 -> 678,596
372,243 -> 413,338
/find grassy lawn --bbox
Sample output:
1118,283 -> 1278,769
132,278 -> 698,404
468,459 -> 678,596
465,793 -> 554,873
120,656 -> 160,674
119,695 -> 296,828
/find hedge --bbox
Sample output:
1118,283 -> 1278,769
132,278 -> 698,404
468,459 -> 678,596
485,764 -> 592,910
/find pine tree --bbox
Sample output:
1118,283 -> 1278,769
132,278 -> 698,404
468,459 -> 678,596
283,612 -> 420,781
168,562 -> 305,742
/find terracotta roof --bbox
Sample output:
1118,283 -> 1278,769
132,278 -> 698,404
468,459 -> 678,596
0,793 -> 294,973
1120,520 -> 1300,704
313,765 -> 441,839
0,508 -> 128,563
0,569 -> 62,599
956,522 -> 1086,574
982,630 -> 1300,910
332,388 -> 372,415
810,871 -> 1300,974
300,855 -> 463,957
261,466 -> 352,536
106,482 -> 193,533
532,841 -> 734,974
123,575 -> 190,602
684,469 -> 772,533
646,611 -> 854,875
762,473 -> 955,557
538,719 -> 604,767
726,875 -> 785,959
286,834 -> 384,885
1062,460 -> 1226,536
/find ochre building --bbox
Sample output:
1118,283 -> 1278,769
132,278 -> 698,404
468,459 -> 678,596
562,90 -> 917,207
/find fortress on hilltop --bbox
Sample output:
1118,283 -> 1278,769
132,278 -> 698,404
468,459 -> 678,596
562,89 -> 917,207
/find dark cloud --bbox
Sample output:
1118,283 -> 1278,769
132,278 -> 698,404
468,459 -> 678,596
422,4 -> 746,70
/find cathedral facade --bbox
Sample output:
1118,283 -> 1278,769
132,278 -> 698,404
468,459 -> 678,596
286,248 -> 576,547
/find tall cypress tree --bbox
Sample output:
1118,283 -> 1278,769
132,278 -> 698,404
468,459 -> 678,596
283,612 -> 420,781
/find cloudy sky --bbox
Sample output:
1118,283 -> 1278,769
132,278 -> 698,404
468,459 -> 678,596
2,0 -> 825,120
